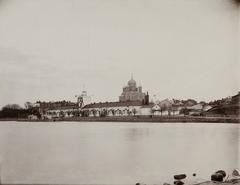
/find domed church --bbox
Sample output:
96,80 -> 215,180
119,74 -> 146,102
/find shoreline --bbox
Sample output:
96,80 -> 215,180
0,179 -> 240,185
0,116 -> 239,123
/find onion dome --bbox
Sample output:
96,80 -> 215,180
128,73 -> 136,86
128,78 -> 136,86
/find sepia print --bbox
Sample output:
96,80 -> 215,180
0,1 -> 239,185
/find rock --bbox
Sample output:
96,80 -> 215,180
174,180 -> 184,185
211,173 -> 224,182
232,169 -> 240,177
174,174 -> 187,180
215,170 -> 226,178
163,183 -> 171,185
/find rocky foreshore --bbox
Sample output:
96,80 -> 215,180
136,170 -> 240,185
0,170 -> 239,185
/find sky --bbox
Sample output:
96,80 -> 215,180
0,0 -> 239,108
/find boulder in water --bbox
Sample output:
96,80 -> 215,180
232,169 -> 240,177
211,173 -> 224,182
215,170 -> 226,178
174,174 -> 187,180
163,183 -> 171,185
174,180 -> 184,185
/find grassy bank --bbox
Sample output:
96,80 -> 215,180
1,115 -> 239,123
60,115 -> 240,123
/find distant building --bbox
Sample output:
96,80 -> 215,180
39,90 -> 92,119
231,92 -> 240,105
151,99 -> 181,116
119,75 -> 146,102
77,90 -> 91,108
37,100 -> 79,119
204,92 -> 240,117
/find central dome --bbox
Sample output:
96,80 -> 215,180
128,78 -> 136,86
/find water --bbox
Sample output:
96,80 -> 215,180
0,122 -> 239,184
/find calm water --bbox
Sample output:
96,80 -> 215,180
0,122 -> 239,184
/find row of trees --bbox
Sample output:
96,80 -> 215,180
0,103 -> 41,119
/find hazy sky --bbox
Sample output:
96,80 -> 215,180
0,0 -> 239,108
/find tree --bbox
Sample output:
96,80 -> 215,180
100,109 -> 107,117
127,109 -> 131,116
111,109 -> 115,116
171,105 -> 178,116
183,99 -> 197,106
160,104 -> 167,116
132,108 -> 137,116
0,104 -> 25,118
3,104 -> 22,110
91,109 -> 96,117
59,111 -> 65,118
67,111 -> 71,117
199,101 -> 207,105
180,107 -> 189,116
81,110 -> 90,117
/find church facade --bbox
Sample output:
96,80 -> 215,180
119,75 -> 146,102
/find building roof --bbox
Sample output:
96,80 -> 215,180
38,101 -> 78,110
231,92 -> 240,104
152,104 -> 161,110
203,105 -> 212,111
232,92 -> 240,99
187,104 -> 203,110
46,105 -> 78,111
83,101 -> 144,109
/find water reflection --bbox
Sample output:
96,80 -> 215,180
125,127 -> 151,141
